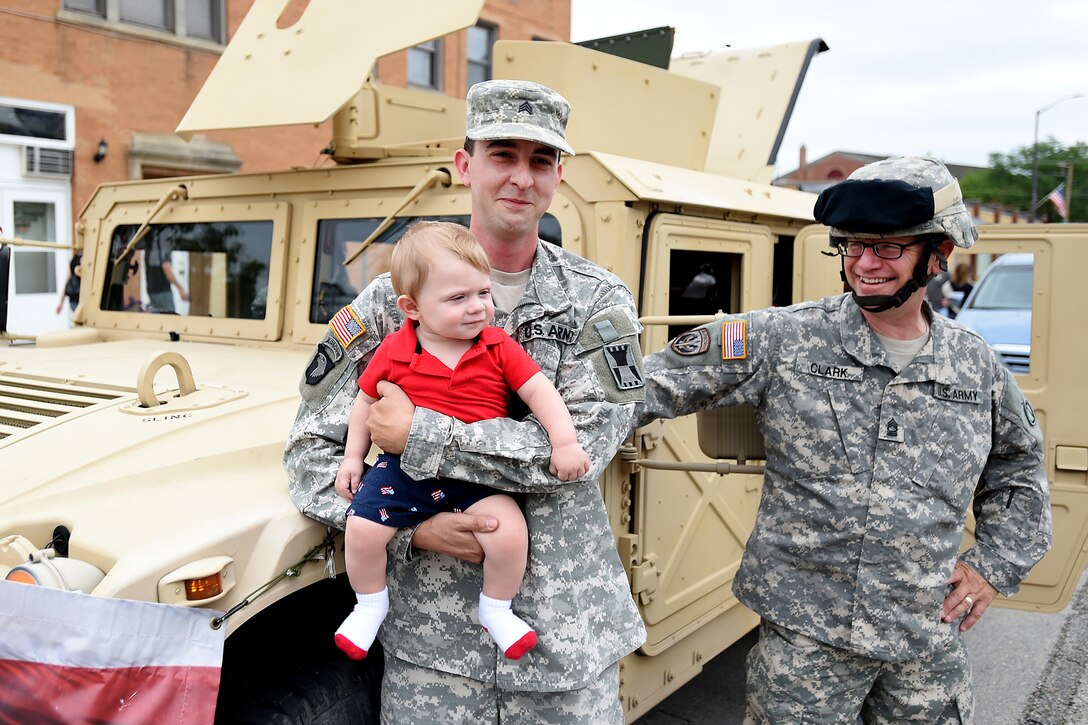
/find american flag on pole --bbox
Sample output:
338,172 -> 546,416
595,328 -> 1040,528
1047,182 -> 1069,220
721,319 -> 747,360
0,580 -> 224,724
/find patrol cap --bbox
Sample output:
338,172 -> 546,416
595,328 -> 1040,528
465,80 -> 575,156
813,156 -> 977,249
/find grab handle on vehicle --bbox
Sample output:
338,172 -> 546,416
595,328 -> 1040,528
136,351 -> 198,408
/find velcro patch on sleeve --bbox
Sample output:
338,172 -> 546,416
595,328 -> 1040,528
329,305 -> 366,349
604,341 -> 644,390
721,320 -> 747,360
304,342 -> 337,386
578,308 -> 645,404
670,327 -> 711,356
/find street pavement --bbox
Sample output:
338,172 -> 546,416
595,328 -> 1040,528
636,572 -> 1088,724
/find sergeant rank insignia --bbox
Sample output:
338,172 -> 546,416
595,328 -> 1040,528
670,328 -> 710,356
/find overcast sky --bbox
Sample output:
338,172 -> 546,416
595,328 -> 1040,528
570,0 -> 1088,178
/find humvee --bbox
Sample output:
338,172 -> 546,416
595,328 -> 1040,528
3,2 -> 1088,722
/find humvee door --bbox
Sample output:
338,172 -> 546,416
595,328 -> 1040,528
631,214 -> 777,654
795,222 -> 1088,612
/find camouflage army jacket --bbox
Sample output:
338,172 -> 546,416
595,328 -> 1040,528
284,240 -> 647,690
637,293 -> 1051,662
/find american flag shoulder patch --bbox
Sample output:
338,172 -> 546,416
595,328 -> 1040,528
721,320 -> 747,360
329,306 -> 366,349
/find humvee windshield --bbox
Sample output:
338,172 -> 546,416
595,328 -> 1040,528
102,221 -> 274,319
310,213 -> 561,324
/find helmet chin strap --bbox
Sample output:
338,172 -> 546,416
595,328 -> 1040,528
841,246 -> 943,313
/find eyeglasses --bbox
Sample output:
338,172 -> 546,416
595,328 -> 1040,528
834,239 -> 925,260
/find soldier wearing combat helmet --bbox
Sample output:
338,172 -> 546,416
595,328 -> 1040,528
636,156 -> 1050,722
814,154 -> 978,312
284,79 -> 646,723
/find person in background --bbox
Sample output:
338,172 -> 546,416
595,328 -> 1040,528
926,266 -> 951,316
942,261 -> 974,318
144,235 -> 188,312
56,252 -> 81,314
635,156 -> 1050,723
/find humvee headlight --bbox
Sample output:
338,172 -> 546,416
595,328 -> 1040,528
4,551 -> 105,593
6,568 -> 40,585
158,556 -> 235,606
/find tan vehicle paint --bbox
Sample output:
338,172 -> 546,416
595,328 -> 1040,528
2,2 -> 1087,721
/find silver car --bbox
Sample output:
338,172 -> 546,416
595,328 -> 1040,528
955,252 -> 1033,374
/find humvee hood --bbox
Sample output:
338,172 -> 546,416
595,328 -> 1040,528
0,339 -> 315,598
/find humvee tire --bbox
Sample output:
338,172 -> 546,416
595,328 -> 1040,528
214,576 -> 382,724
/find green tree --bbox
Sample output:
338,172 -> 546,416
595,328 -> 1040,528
959,139 -> 1088,223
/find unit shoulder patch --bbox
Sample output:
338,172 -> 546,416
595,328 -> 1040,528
670,328 -> 711,356
604,341 -> 644,390
577,308 -> 645,404
304,342 -> 337,386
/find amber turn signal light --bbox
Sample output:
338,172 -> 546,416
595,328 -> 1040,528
185,573 -> 223,601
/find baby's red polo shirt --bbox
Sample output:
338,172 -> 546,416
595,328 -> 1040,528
358,323 -> 540,423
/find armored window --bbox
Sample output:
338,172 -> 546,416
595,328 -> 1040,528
408,39 -> 443,90
667,249 -> 740,341
467,23 -> 495,90
102,221 -> 274,319
310,213 -> 560,325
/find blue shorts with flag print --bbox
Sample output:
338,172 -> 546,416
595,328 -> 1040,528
347,453 -> 497,528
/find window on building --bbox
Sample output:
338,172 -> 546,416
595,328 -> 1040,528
185,0 -> 222,42
408,39 -> 443,90
64,0 -> 104,14
0,98 -> 75,152
467,23 -> 495,90
62,0 -> 225,44
119,1 -> 172,31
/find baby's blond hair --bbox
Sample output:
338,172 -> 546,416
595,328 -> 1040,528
390,221 -> 490,299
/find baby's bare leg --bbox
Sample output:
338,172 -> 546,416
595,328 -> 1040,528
466,494 -> 528,599
345,515 -> 397,594
335,516 -> 398,660
465,493 -> 536,659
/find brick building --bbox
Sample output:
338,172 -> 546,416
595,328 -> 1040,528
0,0 -> 569,331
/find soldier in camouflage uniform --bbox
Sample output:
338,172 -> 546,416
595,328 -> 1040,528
636,156 -> 1051,723
284,80 -> 647,723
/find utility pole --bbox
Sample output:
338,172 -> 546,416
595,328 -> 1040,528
1030,94 -> 1084,221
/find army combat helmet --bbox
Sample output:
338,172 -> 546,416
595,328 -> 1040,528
813,155 -> 978,312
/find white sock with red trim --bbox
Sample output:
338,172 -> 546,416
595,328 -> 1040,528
334,588 -> 389,660
478,593 -> 537,660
